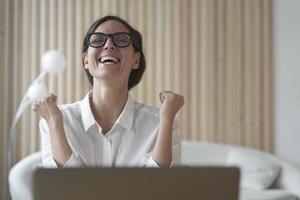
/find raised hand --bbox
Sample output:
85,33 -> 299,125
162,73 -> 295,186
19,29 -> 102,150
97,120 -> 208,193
159,91 -> 184,121
32,94 -> 63,124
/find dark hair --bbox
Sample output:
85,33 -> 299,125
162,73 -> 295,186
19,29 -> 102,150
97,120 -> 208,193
82,15 -> 146,91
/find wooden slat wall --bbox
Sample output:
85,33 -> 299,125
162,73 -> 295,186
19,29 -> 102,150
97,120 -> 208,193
1,0 -> 273,197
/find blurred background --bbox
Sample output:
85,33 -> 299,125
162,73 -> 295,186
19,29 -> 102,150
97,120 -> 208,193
1,0 -> 299,198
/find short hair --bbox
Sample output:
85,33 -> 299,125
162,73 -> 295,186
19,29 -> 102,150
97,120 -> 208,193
82,15 -> 146,91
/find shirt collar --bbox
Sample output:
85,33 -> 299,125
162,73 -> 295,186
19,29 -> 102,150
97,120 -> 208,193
115,94 -> 135,131
80,91 -> 135,133
80,91 -> 97,132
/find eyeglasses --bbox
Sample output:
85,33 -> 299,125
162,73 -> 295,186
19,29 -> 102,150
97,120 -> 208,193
88,32 -> 132,48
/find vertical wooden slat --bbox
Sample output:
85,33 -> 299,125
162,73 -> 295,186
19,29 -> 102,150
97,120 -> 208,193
200,0 -> 208,140
264,0 -> 273,152
194,0 -> 202,141
216,0 -> 225,143
222,0 -> 228,143
164,0 -> 171,92
2,1 -> 9,198
146,0 -> 155,104
254,0 -> 261,149
30,0 -> 40,152
0,0 -> 4,195
230,0 -> 238,144
21,0 -> 31,158
226,0 -> 237,144
249,0 -> 255,148
13,0 -> 21,160
244,0 -> 250,146
58,0 -> 67,105
226,0 -> 233,144
258,0 -> 265,150
110,0 -> 118,15
135,0 -> 145,103
191,0 -> 199,140
83,0 -> 93,93
207,0 -> 216,141
49,0 -> 57,94
174,0 -> 184,137
0,0 -> 6,195
75,0 -> 84,99
237,0 -> 245,146
136,0 -> 147,103
40,0 -> 49,90
181,0 -> 191,139
66,0 -> 75,103
102,0 -> 110,14
215,1 -> 225,141
119,0 -> 128,19
154,0 -> 162,104
128,0 -> 138,98
93,0 -> 102,20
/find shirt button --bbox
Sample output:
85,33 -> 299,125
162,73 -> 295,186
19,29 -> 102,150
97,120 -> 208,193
104,138 -> 109,143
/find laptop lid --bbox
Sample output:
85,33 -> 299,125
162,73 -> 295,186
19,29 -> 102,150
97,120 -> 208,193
33,167 -> 240,200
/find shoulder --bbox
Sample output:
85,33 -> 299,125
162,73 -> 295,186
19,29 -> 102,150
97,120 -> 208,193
59,101 -> 81,114
134,101 -> 160,119
132,101 -> 161,129
58,100 -> 84,123
134,101 -> 179,131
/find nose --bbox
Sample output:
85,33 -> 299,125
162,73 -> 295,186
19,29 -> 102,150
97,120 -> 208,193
103,37 -> 115,50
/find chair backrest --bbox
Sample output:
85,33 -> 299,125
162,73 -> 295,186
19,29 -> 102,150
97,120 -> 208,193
181,141 -> 232,166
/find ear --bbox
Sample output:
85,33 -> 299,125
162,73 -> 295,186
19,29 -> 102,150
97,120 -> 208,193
132,52 -> 141,69
82,53 -> 88,69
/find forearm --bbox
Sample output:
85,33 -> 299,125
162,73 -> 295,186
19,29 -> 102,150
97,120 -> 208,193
48,119 -> 72,167
152,117 -> 173,167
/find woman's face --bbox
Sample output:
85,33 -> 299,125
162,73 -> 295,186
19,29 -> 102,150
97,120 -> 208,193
83,20 -> 140,85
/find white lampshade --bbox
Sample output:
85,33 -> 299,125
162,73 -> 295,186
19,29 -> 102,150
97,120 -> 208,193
41,50 -> 66,74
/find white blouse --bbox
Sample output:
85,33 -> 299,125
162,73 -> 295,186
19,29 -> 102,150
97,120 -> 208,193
40,92 -> 181,168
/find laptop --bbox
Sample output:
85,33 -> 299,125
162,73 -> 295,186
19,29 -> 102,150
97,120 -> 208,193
33,167 -> 240,200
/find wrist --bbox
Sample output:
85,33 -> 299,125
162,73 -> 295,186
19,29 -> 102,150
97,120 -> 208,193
160,116 -> 174,126
48,118 -> 64,131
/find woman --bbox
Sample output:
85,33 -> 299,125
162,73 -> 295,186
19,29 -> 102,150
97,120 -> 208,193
32,15 -> 184,168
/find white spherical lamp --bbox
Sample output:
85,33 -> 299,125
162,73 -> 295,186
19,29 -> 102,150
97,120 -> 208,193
41,50 -> 66,74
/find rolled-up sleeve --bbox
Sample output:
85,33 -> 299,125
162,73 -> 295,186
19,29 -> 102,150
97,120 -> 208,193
145,156 -> 160,167
40,119 -> 85,168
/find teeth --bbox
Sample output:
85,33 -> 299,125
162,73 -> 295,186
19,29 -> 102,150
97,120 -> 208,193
100,56 -> 119,64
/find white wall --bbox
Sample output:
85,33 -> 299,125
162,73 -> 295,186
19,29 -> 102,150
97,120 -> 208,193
273,0 -> 300,166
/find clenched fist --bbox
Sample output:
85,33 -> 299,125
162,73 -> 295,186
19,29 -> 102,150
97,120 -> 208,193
159,91 -> 184,120
32,94 -> 63,124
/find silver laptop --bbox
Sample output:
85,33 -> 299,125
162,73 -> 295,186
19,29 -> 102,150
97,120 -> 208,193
33,167 -> 240,200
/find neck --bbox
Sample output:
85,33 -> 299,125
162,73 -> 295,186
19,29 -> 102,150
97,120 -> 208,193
90,80 -> 128,133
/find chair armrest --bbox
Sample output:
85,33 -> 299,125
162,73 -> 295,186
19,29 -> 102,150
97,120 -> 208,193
274,158 -> 300,199
9,152 -> 42,200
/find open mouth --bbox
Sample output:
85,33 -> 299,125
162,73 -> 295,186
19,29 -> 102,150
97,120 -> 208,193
99,56 -> 120,64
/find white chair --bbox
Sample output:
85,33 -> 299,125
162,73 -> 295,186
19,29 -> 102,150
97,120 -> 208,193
9,152 -> 41,200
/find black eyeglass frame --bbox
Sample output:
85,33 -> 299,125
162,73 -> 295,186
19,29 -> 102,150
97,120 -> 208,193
88,32 -> 132,48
